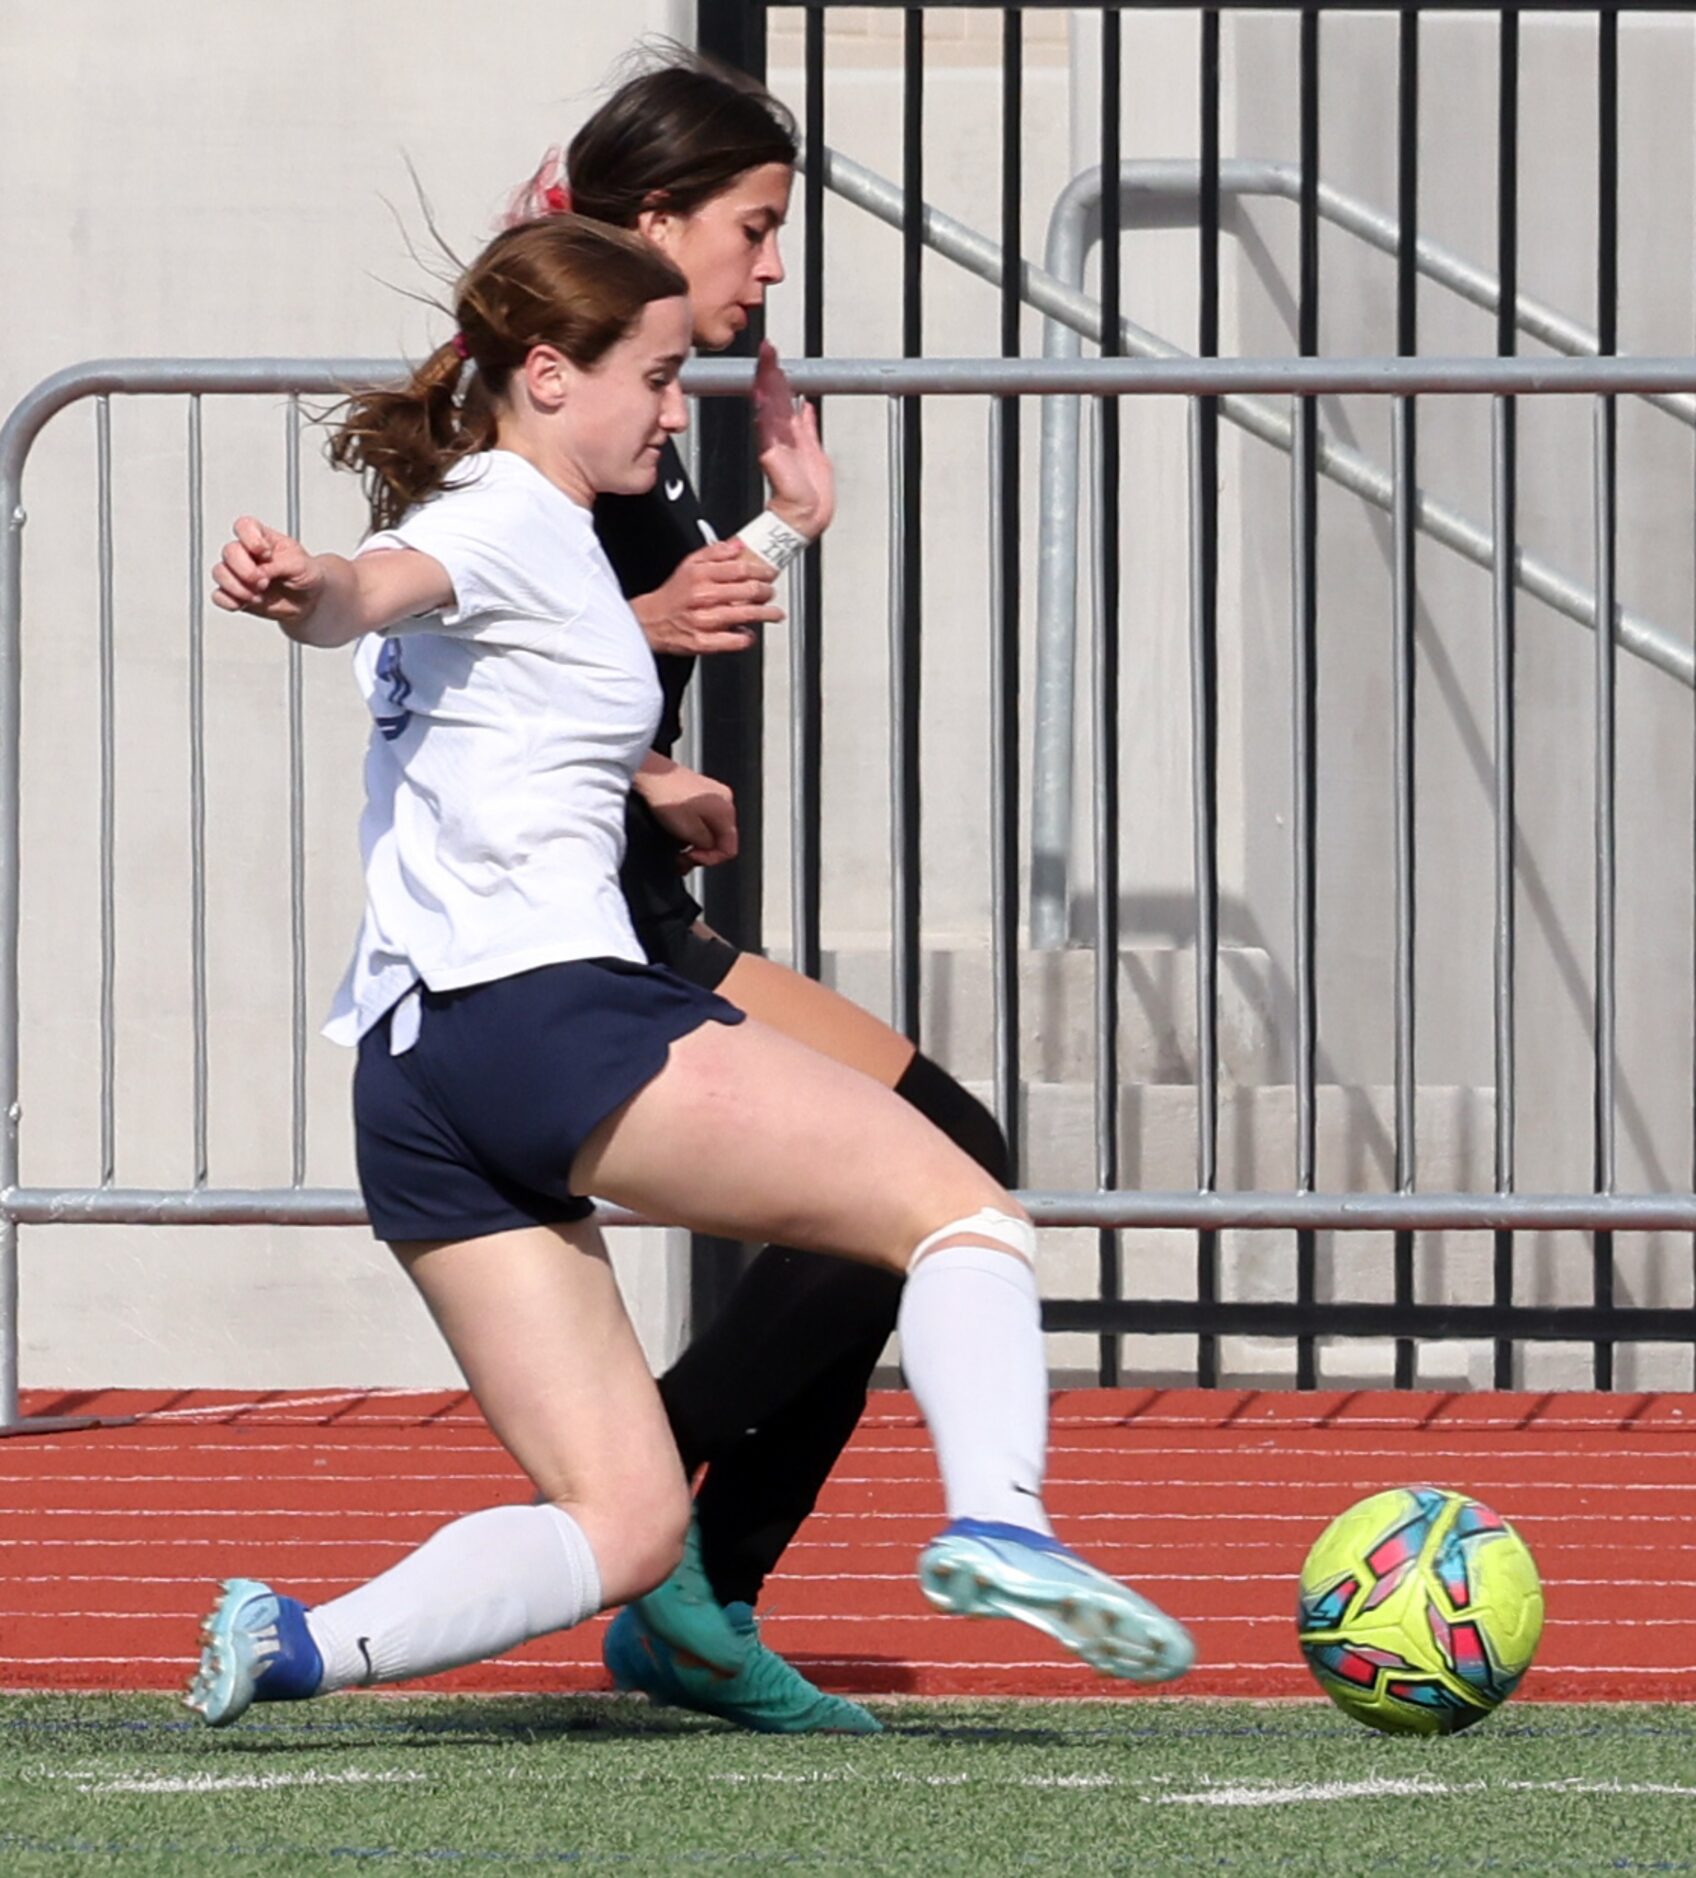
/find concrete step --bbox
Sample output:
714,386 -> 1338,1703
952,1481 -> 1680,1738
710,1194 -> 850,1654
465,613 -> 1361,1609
1000,1078 -> 1495,1195
814,941 -> 1291,1085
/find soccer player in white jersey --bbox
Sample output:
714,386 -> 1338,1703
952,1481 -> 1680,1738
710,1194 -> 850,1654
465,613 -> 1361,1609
185,213 -> 1192,1727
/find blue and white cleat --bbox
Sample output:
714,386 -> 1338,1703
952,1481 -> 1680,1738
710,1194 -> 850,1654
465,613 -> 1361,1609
183,1577 -> 323,1727
918,1519 -> 1195,1685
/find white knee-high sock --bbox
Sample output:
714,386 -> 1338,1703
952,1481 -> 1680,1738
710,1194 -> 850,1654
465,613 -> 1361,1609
897,1212 -> 1054,1537
304,1502 -> 602,1692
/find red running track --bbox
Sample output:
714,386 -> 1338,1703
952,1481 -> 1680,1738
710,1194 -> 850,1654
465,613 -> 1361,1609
4,1386 -> 1695,1703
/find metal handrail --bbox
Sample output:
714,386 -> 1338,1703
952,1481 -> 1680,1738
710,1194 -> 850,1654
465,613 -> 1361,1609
795,143 -> 1696,946
9,1182 -> 1696,1234
1026,157 -> 1696,945
797,146 -> 1689,683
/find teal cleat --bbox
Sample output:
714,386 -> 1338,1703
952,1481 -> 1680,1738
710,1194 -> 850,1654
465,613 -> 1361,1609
631,1517 -> 745,1674
183,1577 -> 323,1727
603,1600 -> 882,1735
918,1519 -> 1195,1685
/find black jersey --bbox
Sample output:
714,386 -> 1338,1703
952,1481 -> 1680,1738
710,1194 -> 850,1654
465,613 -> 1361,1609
595,439 -> 716,942
594,438 -> 710,760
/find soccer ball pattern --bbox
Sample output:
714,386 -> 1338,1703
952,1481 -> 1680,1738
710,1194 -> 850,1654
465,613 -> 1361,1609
1297,1487 -> 1544,1735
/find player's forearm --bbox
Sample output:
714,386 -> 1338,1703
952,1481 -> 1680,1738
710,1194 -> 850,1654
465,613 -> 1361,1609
277,555 -> 371,649
286,552 -> 448,649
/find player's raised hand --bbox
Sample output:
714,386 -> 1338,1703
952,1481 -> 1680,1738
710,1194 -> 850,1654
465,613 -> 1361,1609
752,341 -> 834,541
212,517 -> 325,628
630,538 -> 782,655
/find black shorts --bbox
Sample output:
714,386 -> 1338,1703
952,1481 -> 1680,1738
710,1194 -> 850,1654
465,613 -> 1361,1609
621,793 -> 741,992
353,958 -> 744,1244
634,912 -> 739,992
620,794 -> 704,933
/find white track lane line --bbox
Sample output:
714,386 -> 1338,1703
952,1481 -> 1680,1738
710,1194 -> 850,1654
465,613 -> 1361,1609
8,1654 -> 1691,1676
15,1570 -> 1694,1591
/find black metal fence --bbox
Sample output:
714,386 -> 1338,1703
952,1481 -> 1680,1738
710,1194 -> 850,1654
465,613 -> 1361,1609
694,3 -> 1696,1388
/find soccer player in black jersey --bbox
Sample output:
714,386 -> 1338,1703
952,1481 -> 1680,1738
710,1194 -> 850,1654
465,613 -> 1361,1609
544,54 -> 1016,1734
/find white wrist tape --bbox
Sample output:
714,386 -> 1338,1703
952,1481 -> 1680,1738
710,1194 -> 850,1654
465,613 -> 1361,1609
737,508 -> 810,575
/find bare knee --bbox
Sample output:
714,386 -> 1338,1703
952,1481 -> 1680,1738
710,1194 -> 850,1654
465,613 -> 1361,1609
559,1475 -> 691,1606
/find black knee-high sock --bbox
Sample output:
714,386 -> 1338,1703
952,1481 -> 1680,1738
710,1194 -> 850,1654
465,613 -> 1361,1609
658,1053 -> 1012,1606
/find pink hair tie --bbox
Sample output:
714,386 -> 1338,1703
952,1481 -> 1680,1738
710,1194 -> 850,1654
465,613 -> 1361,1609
450,333 -> 470,361
501,146 -> 572,228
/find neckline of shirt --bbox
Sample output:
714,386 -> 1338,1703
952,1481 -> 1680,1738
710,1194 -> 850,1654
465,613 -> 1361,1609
450,448 -> 597,526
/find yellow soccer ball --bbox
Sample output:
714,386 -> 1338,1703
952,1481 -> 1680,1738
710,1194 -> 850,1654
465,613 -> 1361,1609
1297,1487 -> 1544,1735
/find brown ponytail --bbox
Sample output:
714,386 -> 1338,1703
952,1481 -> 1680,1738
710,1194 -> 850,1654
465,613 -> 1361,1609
331,215 -> 686,533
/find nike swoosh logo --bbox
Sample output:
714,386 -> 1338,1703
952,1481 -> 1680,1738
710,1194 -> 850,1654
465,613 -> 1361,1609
1012,1482 -> 1041,1498
356,1637 -> 375,1685
665,479 -> 684,501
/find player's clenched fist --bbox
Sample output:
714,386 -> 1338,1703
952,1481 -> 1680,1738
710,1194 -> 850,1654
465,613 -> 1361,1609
212,516 -> 325,627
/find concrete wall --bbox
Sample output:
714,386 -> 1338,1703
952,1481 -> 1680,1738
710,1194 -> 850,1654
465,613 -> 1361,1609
3,0 -> 692,1389
6,7 -> 1693,1391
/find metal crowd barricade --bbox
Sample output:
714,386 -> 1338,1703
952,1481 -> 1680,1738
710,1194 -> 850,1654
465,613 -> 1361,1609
5,353 -> 1696,1435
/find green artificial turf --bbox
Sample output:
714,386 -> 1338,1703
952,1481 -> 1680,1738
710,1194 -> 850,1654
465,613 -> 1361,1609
3,1692 -> 1694,1874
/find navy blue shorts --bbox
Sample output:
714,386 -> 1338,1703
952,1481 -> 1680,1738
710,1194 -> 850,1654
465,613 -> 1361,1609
353,958 -> 744,1244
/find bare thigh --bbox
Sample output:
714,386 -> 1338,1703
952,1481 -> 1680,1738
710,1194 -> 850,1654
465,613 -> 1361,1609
393,1219 -> 688,1607
570,1015 -> 1013,1270
712,940 -> 915,1089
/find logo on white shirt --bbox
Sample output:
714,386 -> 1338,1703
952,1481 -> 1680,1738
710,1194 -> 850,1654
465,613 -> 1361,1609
374,638 -> 412,742
664,479 -> 685,502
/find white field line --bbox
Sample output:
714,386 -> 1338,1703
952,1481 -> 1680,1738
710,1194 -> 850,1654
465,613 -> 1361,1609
1152,1774 -> 1696,1808
15,1764 -> 1696,1804
701,1771 -> 1696,1801
29,1767 -> 428,1795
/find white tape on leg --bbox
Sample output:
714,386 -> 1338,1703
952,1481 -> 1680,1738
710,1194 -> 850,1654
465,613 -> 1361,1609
910,1206 -> 1036,1271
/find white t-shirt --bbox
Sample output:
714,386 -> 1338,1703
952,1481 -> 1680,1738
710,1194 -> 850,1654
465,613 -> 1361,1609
323,451 -> 662,1046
